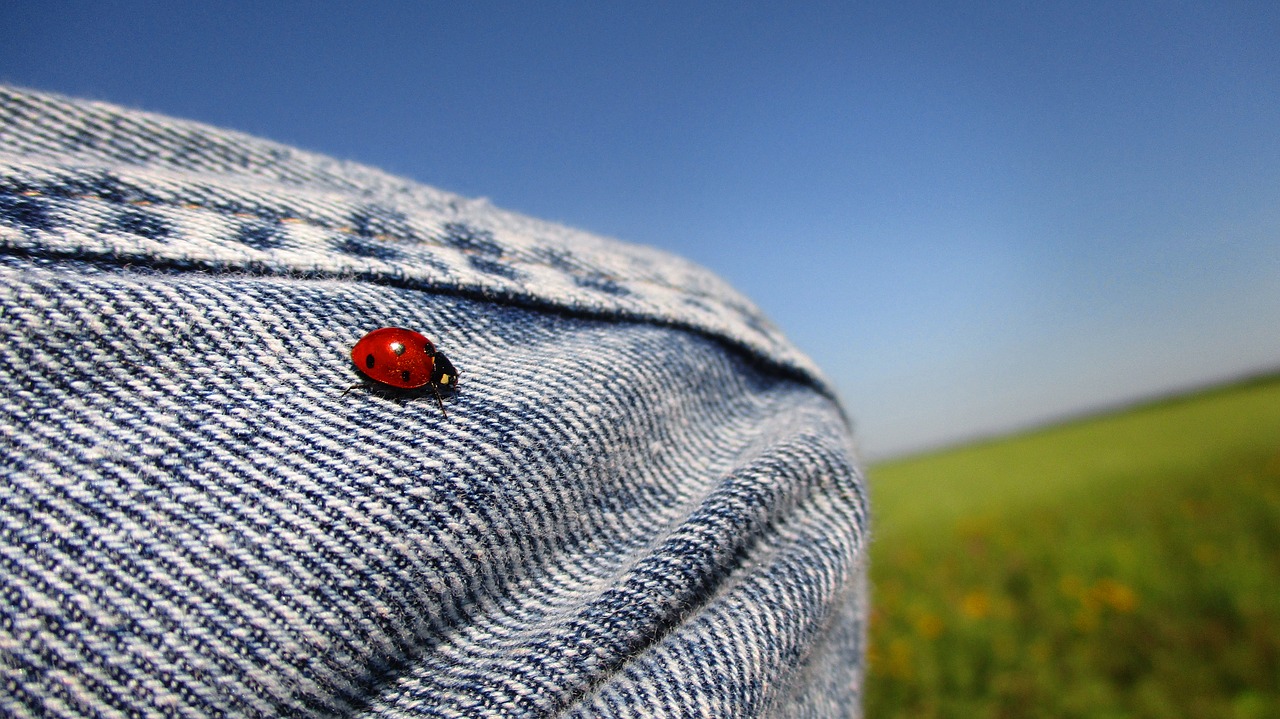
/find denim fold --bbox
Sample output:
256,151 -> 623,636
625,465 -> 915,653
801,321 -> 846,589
1,86 -> 868,718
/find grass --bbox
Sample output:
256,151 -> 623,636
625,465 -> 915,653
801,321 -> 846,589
865,373 -> 1280,718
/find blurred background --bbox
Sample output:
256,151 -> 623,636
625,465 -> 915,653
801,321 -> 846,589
7,3 -> 1279,716
6,1 -> 1278,460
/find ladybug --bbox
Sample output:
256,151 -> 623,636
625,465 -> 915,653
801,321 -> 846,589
349,327 -> 459,415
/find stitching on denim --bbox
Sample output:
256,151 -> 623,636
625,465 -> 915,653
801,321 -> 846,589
0,245 -> 827,404
0,187 -> 767,323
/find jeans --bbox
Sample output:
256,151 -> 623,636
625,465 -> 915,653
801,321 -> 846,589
0,86 -> 869,718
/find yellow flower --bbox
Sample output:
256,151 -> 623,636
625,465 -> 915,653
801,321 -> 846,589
1090,579 -> 1138,614
1059,574 -> 1084,598
1193,543 -> 1218,566
960,590 -> 991,619
913,611 -> 944,639
886,637 -> 915,680
1074,607 -> 1099,632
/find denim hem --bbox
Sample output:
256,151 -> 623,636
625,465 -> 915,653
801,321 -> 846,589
1,85 -> 832,397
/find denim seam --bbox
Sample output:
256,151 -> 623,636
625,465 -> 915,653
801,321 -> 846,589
0,245 -> 839,407
0,186 -> 761,317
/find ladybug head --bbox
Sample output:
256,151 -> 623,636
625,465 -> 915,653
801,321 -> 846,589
431,351 -> 459,391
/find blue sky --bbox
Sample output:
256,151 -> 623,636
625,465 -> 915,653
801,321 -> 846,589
7,2 -> 1279,458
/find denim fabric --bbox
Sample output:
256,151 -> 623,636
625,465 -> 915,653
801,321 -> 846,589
0,86 -> 868,718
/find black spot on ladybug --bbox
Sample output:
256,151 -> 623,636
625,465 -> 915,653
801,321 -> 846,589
114,208 -> 170,241
401,370 -> 412,383
365,353 -> 376,369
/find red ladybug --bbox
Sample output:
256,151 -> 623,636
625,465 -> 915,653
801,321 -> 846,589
349,327 -> 458,415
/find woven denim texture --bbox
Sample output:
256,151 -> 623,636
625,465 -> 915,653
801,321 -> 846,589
0,87 -> 868,718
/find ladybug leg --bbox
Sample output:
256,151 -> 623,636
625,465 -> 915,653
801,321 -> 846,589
340,383 -> 361,397
431,383 -> 448,419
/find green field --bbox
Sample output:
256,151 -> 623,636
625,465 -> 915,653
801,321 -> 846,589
865,373 -> 1280,718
